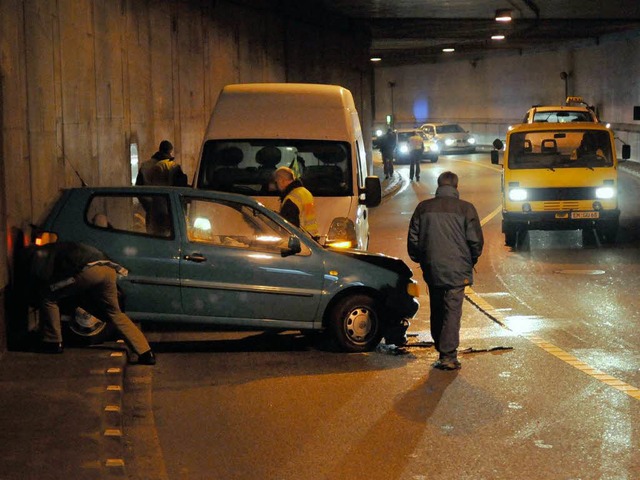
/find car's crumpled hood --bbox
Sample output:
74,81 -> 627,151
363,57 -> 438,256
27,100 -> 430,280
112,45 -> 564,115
328,248 -> 413,278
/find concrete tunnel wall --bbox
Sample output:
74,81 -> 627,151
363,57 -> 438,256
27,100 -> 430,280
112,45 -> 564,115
1,1 -> 640,352
0,0 -> 372,352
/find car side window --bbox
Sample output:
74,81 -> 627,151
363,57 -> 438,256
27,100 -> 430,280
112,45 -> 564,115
183,197 -> 309,254
85,194 -> 174,238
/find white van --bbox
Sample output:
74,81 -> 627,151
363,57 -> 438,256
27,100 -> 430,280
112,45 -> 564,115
193,83 -> 381,250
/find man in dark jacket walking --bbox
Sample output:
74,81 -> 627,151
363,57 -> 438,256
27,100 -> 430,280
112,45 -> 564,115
407,171 -> 484,370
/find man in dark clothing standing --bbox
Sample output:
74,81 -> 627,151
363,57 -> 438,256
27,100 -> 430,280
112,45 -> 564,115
379,128 -> 396,179
23,241 -> 156,365
407,171 -> 484,370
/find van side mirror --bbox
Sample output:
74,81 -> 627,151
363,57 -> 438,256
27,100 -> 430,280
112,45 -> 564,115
281,236 -> 302,257
622,144 -> 631,161
361,176 -> 382,207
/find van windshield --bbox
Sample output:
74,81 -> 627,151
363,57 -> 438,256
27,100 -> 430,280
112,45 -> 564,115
197,140 -> 353,197
508,129 -> 613,170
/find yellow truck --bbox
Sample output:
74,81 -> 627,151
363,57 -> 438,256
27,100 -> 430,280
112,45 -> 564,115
491,122 -> 630,247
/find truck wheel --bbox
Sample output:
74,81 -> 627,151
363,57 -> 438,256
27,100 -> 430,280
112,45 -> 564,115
504,231 -> 517,247
597,220 -> 619,244
327,294 -> 383,352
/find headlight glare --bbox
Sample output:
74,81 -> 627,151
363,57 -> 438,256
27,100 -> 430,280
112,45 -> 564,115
595,187 -> 615,199
509,188 -> 528,201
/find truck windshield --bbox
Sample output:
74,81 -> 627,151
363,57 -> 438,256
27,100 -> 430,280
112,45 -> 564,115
196,140 -> 353,197
508,129 -> 613,170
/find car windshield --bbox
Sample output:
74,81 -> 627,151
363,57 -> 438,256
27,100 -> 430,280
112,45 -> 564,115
397,132 -> 418,141
532,110 -> 594,123
197,139 -> 352,197
436,124 -> 465,134
508,129 -> 613,170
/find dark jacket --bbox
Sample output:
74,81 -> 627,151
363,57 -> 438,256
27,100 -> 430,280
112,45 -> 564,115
22,242 -> 113,305
407,185 -> 484,288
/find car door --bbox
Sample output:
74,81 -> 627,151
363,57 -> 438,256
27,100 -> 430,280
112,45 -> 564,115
82,192 -> 183,319
178,195 -> 325,328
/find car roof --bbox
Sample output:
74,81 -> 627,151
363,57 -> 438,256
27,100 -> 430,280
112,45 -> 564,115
62,185 -> 265,207
508,121 -> 610,135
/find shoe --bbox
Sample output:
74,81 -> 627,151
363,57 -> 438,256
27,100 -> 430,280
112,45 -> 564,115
38,342 -> 64,354
416,176 -> 420,181
433,358 -> 461,370
137,350 -> 156,365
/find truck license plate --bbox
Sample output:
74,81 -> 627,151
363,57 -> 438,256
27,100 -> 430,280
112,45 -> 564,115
571,211 -> 599,219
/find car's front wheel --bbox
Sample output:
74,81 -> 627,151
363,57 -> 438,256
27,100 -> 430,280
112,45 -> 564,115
327,294 -> 383,352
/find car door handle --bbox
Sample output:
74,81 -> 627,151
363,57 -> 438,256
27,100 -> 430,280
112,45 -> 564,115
184,253 -> 207,263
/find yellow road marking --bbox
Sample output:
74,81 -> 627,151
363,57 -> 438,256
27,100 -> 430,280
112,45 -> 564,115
465,287 -> 640,401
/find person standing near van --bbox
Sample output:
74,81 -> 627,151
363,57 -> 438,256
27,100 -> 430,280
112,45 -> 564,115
274,166 -> 319,237
136,140 -> 188,187
407,171 -> 484,370
408,131 -> 424,181
379,128 -> 396,179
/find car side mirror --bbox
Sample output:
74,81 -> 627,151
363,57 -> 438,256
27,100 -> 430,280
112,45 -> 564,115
360,176 -> 382,207
281,236 -> 302,257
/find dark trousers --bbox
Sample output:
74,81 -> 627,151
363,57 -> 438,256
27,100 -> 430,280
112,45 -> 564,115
427,285 -> 465,360
40,266 -> 151,354
382,152 -> 394,177
409,150 -> 421,180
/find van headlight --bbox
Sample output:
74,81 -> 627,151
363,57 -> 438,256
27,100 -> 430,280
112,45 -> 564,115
509,188 -> 528,201
326,217 -> 357,249
595,187 -> 615,199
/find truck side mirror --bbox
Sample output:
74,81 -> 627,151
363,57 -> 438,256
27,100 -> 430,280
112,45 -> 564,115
622,144 -> 631,161
491,139 -> 503,165
361,176 -> 382,207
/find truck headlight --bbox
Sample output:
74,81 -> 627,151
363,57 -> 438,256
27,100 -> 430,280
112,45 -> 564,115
508,188 -> 528,201
595,187 -> 615,199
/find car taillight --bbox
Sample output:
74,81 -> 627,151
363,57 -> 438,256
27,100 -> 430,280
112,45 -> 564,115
34,231 -> 58,246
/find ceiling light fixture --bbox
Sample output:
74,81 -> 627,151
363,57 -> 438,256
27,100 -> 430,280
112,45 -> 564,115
495,9 -> 512,22
491,35 -> 505,40
442,48 -> 455,53
370,57 -> 382,62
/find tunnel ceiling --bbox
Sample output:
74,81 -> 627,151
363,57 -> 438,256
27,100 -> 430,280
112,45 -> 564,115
315,0 -> 640,66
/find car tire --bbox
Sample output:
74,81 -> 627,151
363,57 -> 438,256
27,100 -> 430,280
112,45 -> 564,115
63,310 -> 116,346
327,294 -> 383,352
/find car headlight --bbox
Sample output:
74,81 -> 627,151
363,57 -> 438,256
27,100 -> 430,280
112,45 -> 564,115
429,143 -> 439,152
399,143 -> 409,154
445,138 -> 455,146
467,137 -> 476,145
595,187 -> 615,199
508,188 -> 528,201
